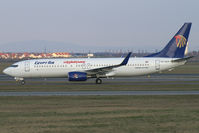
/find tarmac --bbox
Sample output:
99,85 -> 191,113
0,91 -> 199,96
1,73 -> 199,96
1,73 -> 199,85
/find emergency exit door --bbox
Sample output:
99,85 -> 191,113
155,60 -> 160,70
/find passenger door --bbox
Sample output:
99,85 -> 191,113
24,61 -> 30,72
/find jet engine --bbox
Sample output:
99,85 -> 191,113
68,72 -> 87,81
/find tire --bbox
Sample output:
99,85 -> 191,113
96,78 -> 102,84
20,80 -> 26,85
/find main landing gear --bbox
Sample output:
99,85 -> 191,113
96,78 -> 102,84
20,80 -> 26,85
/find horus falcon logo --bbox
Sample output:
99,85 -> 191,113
73,74 -> 78,78
174,35 -> 187,48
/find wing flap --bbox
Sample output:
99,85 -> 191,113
86,52 -> 132,75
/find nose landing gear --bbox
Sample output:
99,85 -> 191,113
15,77 -> 26,85
96,78 -> 102,84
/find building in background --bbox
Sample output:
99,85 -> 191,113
1,51 -> 199,61
51,53 -> 71,58
0,52 -> 71,59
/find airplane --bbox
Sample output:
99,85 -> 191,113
3,23 -> 192,85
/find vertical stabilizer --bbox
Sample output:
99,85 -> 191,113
146,23 -> 192,58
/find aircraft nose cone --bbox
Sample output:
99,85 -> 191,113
3,68 -> 11,76
3,68 -> 7,74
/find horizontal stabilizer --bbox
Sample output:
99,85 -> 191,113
172,56 -> 194,62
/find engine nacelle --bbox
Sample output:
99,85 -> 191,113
68,72 -> 87,81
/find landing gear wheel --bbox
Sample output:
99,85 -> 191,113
96,78 -> 102,84
20,80 -> 26,85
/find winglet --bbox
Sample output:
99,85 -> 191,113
120,52 -> 132,65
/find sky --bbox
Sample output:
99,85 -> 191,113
0,0 -> 198,52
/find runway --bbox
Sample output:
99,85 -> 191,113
1,73 -> 199,86
1,73 -> 199,96
0,91 -> 199,96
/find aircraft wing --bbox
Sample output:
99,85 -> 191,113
85,52 -> 131,75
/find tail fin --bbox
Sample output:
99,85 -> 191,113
146,23 -> 192,58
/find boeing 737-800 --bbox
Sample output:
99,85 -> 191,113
3,23 -> 192,85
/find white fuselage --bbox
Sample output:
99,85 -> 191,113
3,57 -> 185,79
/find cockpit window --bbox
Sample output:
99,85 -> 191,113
10,65 -> 18,68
